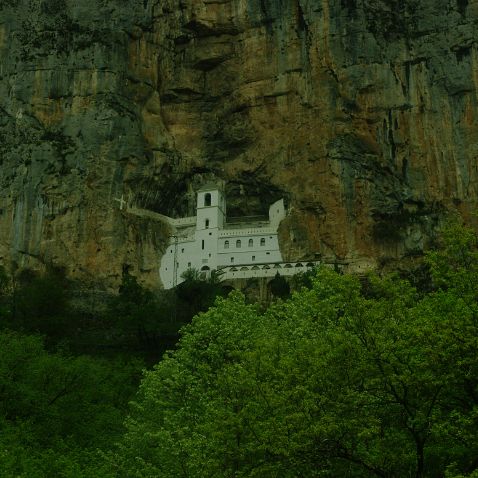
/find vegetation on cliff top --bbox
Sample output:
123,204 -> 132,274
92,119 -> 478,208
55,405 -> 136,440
1,222 -> 478,477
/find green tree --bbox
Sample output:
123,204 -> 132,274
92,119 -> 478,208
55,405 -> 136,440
108,269 -> 183,361
0,330 -> 141,477
7,267 -> 72,340
0,331 -> 139,447
175,267 -> 228,320
0,265 -> 11,320
269,271 -> 290,298
116,223 -> 478,477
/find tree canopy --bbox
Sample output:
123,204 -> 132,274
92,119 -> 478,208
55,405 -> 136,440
1,222 -> 478,477
116,223 -> 478,478
0,330 -> 140,477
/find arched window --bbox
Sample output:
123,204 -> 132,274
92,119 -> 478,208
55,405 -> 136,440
236,240 -> 241,248
260,238 -> 266,246
248,238 -> 253,247
204,193 -> 211,207
224,240 -> 229,249
205,219 -> 209,229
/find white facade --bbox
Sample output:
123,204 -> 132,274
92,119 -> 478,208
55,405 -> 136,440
159,184 -> 288,289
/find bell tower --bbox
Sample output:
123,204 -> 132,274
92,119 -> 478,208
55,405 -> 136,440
196,182 -> 226,230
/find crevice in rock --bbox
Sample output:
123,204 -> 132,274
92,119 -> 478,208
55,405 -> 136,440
457,0 -> 468,16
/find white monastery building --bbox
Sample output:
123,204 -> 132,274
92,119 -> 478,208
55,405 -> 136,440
159,182 -> 318,289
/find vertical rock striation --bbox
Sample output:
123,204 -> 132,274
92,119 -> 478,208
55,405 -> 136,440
1,0 -> 477,286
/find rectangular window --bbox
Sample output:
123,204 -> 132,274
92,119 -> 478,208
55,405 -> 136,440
188,262 -> 191,267
202,240 -> 205,250
252,256 -> 255,261
231,257 -> 234,263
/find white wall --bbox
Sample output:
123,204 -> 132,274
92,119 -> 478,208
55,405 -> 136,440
269,199 -> 286,228
216,232 -> 282,267
196,189 -> 226,230
160,230 -> 220,289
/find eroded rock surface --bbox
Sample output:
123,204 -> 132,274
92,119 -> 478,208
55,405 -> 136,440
1,0 -> 478,287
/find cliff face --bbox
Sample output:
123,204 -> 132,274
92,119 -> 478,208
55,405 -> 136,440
1,0 -> 477,287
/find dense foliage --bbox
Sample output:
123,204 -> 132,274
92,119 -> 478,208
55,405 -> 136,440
0,331 -> 139,477
116,223 -> 478,478
1,223 -> 478,477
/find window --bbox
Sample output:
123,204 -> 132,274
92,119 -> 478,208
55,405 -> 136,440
224,240 -> 229,249
252,255 -> 255,261
181,248 -> 184,253
236,240 -> 241,248
205,219 -> 209,229
188,262 -> 191,267
204,193 -> 211,207
202,240 -> 205,250
248,238 -> 253,247
231,257 -> 234,263
260,238 -> 266,246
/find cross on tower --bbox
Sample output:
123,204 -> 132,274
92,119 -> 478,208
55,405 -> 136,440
114,194 -> 127,210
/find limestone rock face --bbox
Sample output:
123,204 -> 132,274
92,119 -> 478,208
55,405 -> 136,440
1,0 -> 478,287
